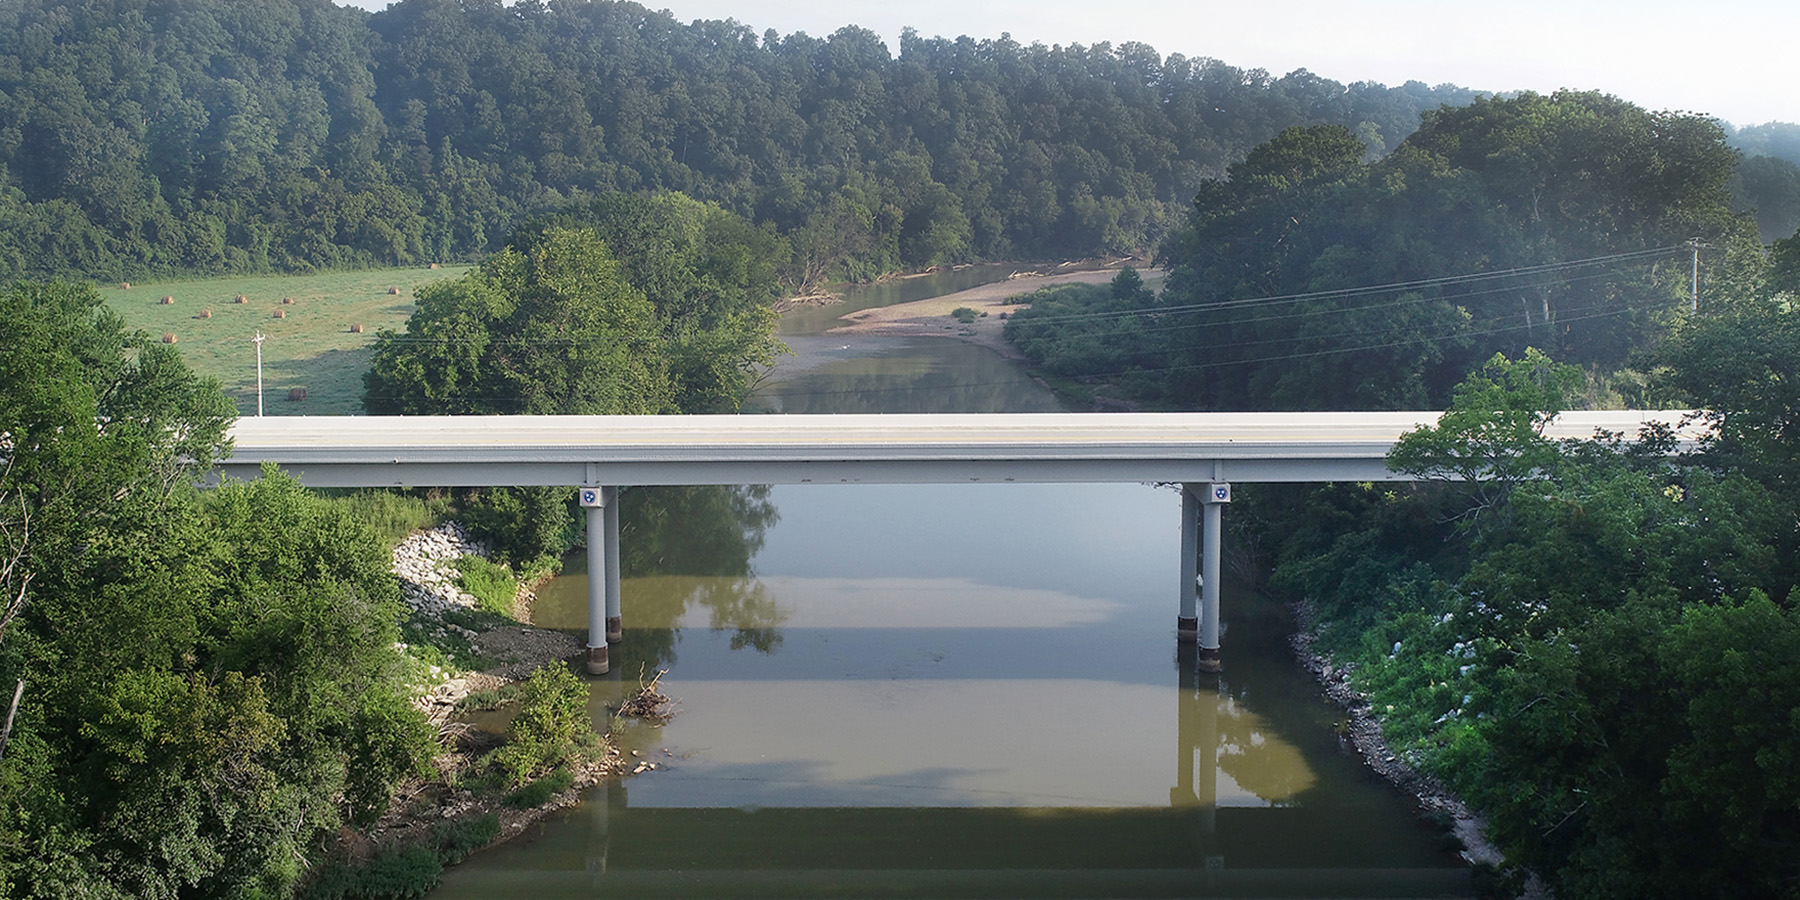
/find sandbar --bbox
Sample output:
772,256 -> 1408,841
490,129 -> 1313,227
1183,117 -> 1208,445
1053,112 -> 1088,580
823,267 -> 1158,359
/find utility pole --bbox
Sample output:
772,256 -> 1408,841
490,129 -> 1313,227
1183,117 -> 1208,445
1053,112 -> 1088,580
252,332 -> 265,417
1689,238 -> 1704,313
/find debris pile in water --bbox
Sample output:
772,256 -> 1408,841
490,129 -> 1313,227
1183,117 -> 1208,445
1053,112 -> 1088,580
617,667 -> 675,724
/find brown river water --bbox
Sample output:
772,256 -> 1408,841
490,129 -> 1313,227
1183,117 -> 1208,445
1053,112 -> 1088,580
428,269 -> 1471,898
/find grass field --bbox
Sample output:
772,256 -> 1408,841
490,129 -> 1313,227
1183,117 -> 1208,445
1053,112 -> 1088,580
103,266 -> 470,416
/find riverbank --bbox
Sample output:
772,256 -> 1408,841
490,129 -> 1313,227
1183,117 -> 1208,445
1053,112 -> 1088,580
822,266 -> 1148,360
1287,598 -> 1502,872
309,524 -> 617,895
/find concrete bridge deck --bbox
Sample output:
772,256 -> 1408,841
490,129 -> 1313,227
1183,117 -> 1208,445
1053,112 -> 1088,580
219,410 -> 1699,488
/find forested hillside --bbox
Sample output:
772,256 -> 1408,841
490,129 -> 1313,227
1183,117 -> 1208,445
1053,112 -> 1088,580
0,0 -> 1485,282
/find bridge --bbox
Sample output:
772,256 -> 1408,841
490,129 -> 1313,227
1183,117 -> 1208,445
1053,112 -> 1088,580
222,410 -> 1699,673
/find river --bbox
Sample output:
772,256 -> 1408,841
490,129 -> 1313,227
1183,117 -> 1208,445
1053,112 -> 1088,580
429,271 -> 1471,898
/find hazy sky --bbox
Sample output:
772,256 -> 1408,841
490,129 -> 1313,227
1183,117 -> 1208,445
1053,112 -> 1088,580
344,0 -> 1795,127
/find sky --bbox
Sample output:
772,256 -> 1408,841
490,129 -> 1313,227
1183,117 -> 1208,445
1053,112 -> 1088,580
344,0 -> 1796,128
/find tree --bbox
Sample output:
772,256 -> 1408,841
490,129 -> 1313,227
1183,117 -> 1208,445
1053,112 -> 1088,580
1662,269 -> 1800,503
525,192 -> 788,412
0,280 -> 431,897
364,226 -> 673,415
1142,93 -> 1758,412
1387,348 -> 1583,519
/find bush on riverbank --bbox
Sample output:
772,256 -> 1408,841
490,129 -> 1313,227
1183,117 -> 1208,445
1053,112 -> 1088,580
491,665 -> 594,787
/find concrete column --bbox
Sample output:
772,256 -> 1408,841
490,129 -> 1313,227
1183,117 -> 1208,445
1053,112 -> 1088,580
581,487 -> 610,675
1198,483 -> 1228,673
1177,484 -> 1200,641
603,486 -> 622,643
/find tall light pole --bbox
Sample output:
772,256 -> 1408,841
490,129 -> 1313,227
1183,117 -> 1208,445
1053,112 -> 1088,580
252,332 -> 265,417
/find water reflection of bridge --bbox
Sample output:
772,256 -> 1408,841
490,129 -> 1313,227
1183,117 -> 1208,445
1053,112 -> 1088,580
434,643 -> 1470,899
222,411 -> 1696,675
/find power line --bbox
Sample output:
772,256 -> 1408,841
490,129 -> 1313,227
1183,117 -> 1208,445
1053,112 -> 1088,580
1008,245 -> 1685,326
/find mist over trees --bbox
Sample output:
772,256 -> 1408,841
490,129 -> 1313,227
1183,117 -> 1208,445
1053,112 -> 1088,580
1008,91 -> 1767,410
0,0 -> 1489,283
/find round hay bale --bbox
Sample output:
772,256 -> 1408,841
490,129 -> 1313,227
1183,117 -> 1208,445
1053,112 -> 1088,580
120,281 -> 132,290
159,295 -> 175,305
234,295 -> 249,304
198,309 -> 212,319
272,309 -> 286,319
349,323 -> 365,334
160,333 -> 177,344
287,388 -> 307,402
282,296 -> 294,304
387,286 -> 401,295
429,263 -> 440,269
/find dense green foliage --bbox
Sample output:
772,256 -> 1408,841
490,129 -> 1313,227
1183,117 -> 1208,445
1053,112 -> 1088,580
366,195 -> 789,565
1730,154 -> 1800,243
363,224 -> 672,415
1730,121 -> 1800,167
365,194 -> 785,417
1254,336 -> 1800,896
0,0 -> 1491,283
1727,122 -> 1800,243
1009,92 -> 1768,410
490,664 -> 589,787
0,281 -> 435,897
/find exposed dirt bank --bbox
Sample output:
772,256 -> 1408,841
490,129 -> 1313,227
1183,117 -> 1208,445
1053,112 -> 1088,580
822,267 -> 1151,360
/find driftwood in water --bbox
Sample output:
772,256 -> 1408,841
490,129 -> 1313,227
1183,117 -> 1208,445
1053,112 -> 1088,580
617,666 -> 675,724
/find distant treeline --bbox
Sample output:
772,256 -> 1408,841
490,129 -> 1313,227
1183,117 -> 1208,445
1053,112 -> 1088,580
0,0 -> 1498,283
1729,122 -> 1800,243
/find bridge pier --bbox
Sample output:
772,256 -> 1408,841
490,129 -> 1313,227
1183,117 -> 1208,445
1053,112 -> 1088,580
1179,483 -> 1228,673
1178,485 -> 1200,640
580,486 -> 622,675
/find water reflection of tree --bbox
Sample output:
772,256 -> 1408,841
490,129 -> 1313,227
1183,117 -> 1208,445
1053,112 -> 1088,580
1212,687 -> 1315,806
1176,653 -> 1316,812
616,486 -> 784,670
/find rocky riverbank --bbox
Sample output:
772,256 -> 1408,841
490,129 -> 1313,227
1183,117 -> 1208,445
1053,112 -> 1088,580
1287,600 -> 1512,874
316,522 -> 623,886
392,522 -> 583,722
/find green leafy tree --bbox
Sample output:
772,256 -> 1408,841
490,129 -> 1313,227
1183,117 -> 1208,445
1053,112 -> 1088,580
524,192 -> 788,412
364,226 -> 672,415
1387,348 -> 1583,518
490,665 -> 589,787
0,280 -> 432,896
1141,93 -> 1757,411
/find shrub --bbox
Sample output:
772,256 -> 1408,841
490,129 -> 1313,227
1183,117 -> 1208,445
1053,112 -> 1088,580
350,845 -> 441,899
503,767 -> 576,808
491,665 -> 589,786
327,490 -> 449,546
